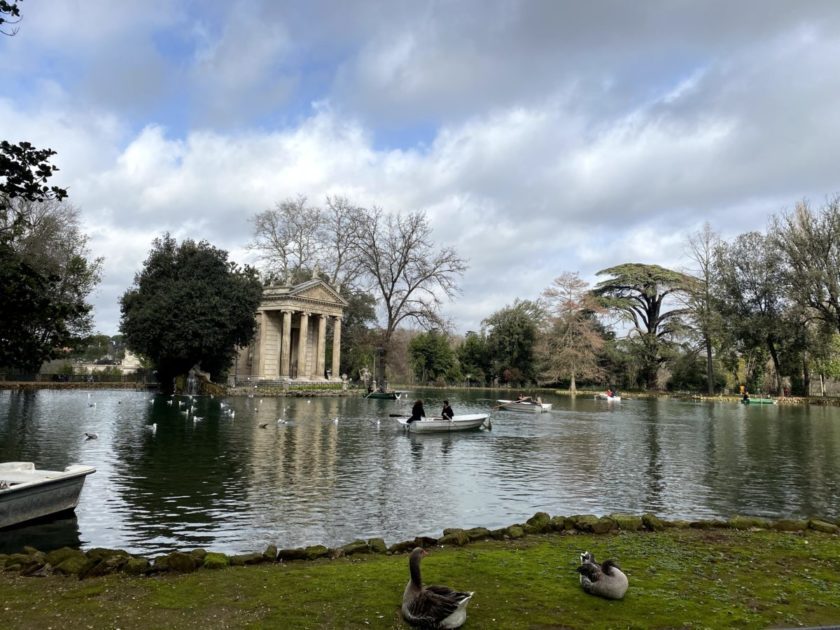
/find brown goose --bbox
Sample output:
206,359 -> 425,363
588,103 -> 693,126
577,551 -> 628,600
402,547 -> 474,629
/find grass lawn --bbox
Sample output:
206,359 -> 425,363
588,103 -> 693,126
2,528 -> 839,629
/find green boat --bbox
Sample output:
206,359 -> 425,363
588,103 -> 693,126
363,391 -> 404,400
741,397 -> 776,405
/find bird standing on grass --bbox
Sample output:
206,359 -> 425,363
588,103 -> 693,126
402,547 -> 473,629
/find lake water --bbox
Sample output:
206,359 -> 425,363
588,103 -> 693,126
1,389 -> 839,556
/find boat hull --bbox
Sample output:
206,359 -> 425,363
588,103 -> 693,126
496,400 -> 552,412
364,391 -> 403,400
0,462 -> 96,529
595,394 -> 621,401
396,414 -> 489,433
741,398 -> 776,405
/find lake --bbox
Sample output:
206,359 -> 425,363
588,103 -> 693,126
1,388 -> 839,556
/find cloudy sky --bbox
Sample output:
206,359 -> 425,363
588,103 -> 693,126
3,0 -> 840,335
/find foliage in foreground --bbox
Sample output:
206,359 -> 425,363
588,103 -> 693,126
2,529 -> 839,629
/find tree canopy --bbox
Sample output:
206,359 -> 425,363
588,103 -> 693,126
483,300 -> 542,386
120,234 -> 263,392
593,263 -> 692,389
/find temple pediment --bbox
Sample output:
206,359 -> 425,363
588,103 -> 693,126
289,280 -> 348,307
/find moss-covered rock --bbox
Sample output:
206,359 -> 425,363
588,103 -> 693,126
464,527 -> 491,541
592,516 -> 617,534
808,519 -> 839,534
202,553 -> 230,570
525,512 -> 552,534
668,519 -> 692,529
154,551 -> 199,573
642,513 -> 666,531
124,557 -> 151,575
570,514 -> 600,532
277,548 -> 308,562
488,527 -> 508,540
609,514 -> 643,531
340,540 -> 370,556
190,548 -> 208,562
305,545 -> 331,560
387,540 -> 416,554
235,552 -> 266,566
773,519 -> 808,532
263,544 -> 278,561
439,529 -> 470,546
46,547 -> 85,567
85,548 -> 129,563
54,554 -> 89,576
504,525 -> 525,539
729,516 -> 772,530
81,555 -> 130,579
367,538 -> 387,554
549,516 -> 572,531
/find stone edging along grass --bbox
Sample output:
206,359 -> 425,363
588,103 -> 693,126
3,512 -> 839,580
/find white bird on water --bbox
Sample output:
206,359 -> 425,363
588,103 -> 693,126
277,418 -> 287,425
147,423 -> 157,435
333,416 -> 339,425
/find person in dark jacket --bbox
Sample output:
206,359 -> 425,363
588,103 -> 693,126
408,400 -> 425,423
441,400 -> 454,419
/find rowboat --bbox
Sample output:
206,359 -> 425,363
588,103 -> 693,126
595,393 -> 621,402
364,391 -> 404,400
741,397 -> 776,405
496,399 -> 552,413
395,414 -> 490,433
0,462 -> 96,529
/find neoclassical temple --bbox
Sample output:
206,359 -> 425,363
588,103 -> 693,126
233,278 -> 348,383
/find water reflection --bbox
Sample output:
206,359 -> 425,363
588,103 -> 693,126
1,389 -> 840,555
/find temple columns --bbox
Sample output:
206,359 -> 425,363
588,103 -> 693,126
316,315 -> 327,379
331,316 -> 342,380
297,312 -> 310,379
280,310 -> 292,378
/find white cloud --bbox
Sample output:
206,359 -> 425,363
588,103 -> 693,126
4,1 -> 840,336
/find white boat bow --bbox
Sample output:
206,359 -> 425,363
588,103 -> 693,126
496,399 -> 552,412
0,462 -> 96,529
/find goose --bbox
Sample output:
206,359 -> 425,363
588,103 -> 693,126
83,432 -> 99,440
577,551 -> 628,600
402,547 -> 473,629
258,423 -> 268,429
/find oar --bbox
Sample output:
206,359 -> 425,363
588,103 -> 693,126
389,413 -> 407,417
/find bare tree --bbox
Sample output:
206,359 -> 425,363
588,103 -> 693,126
354,207 -> 467,383
248,196 -> 323,281
539,271 -> 605,393
321,195 -> 365,288
684,223 -> 722,394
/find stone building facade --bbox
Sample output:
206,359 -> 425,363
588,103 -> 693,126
233,279 -> 348,383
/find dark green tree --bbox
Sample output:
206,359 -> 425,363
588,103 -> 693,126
120,234 -> 263,392
408,329 -> 456,384
483,300 -> 542,386
457,332 -> 490,386
337,287 -> 377,381
593,263 -> 692,390
713,232 -> 793,394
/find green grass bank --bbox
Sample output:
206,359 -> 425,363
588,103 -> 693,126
3,527 -> 839,629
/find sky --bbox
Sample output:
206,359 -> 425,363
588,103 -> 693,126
3,0 -> 840,336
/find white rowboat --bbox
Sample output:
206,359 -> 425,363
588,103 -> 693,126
395,414 -> 490,433
496,399 -> 552,413
595,393 -> 622,401
0,462 -> 96,529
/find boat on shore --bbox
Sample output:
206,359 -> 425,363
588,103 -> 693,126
0,462 -> 96,529
496,399 -> 552,413
395,413 -> 490,433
